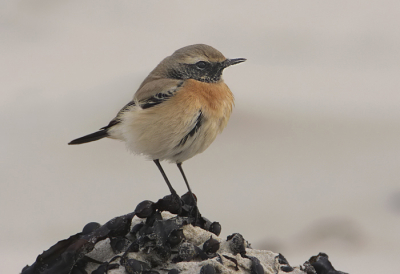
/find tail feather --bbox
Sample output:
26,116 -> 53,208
68,130 -> 109,145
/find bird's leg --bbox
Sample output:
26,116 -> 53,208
177,162 -> 199,218
177,163 -> 193,194
153,159 -> 177,196
154,159 -> 182,215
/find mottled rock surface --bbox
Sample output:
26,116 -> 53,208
21,194 -> 346,274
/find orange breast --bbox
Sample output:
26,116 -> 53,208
174,79 -> 234,118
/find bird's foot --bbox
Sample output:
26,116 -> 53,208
180,192 -> 204,227
156,192 -> 183,215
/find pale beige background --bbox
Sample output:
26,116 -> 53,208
1,1 -> 400,273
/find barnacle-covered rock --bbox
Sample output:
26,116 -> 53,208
21,193 -> 346,274
135,200 -> 156,218
208,222 -> 221,236
202,236 -> 220,255
306,253 -> 348,274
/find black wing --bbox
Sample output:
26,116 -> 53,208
140,82 -> 183,109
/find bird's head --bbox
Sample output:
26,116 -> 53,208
156,44 -> 246,83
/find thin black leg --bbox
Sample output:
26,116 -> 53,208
177,162 -> 192,193
177,162 -> 197,205
154,159 -> 177,195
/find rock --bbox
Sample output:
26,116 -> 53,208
21,194 -> 346,274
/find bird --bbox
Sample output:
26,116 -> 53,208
69,44 -> 246,205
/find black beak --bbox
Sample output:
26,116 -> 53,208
223,58 -> 247,68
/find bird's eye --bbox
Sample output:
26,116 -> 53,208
195,61 -> 207,69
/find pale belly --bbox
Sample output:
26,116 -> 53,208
110,106 -> 226,163
108,79 -> 233,163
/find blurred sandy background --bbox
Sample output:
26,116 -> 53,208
1,1 -> 400,273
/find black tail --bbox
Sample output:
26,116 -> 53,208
68,130 -> 109,145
